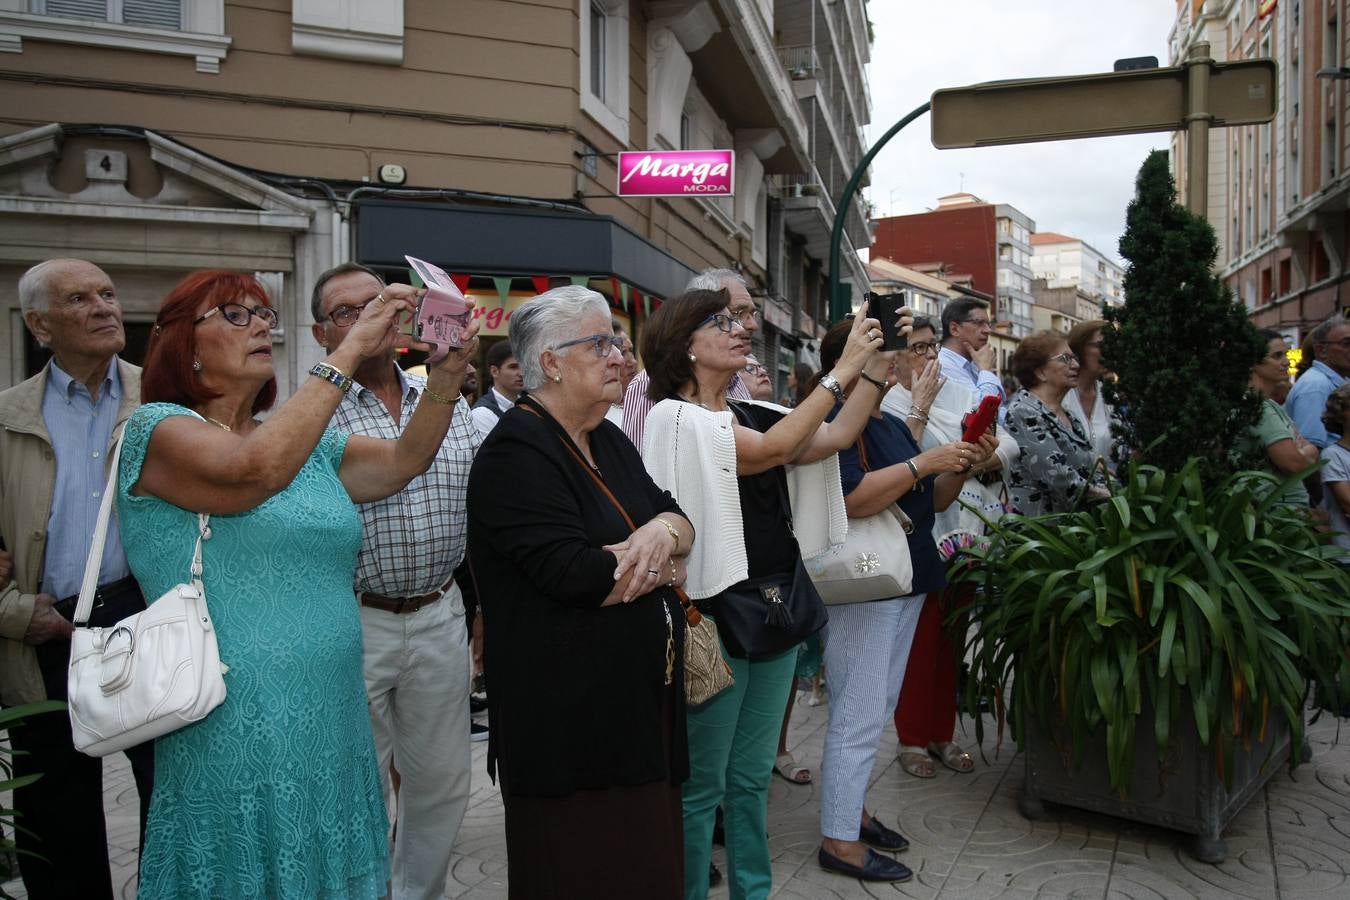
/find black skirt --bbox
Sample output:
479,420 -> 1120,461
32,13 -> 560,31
500,684 -> 682,900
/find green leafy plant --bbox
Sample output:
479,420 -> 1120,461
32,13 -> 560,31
958,460 -> 1350,795
1,699 -> 66,898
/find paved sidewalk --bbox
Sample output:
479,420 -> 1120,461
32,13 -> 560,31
4,695 -> 1348,899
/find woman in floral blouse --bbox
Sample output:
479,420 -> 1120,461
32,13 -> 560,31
1005,331 -> 1110,515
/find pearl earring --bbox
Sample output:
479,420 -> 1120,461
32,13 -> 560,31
552,374 -> 562,383
688,353 -> 697,363
192,360 -> 202,372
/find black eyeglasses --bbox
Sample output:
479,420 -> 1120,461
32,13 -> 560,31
907,341 -> 938,357
195,302 -> 278,329
554,332 -> 623,358
323,302 -> 373,327
696,312 -> 748,334
961,317 -> 992,329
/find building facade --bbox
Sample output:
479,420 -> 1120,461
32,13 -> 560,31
1169,0 -> 1350,340
0,0 -> 873,395
1029,231 -> 1124,308
871,192 -> 1036,338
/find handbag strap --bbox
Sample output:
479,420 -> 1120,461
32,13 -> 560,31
74,431 -> 210,626
518,398 -> 698,616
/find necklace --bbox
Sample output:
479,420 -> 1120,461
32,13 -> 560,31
203,416 -> 232,432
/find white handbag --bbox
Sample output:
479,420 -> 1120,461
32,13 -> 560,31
804,438 -> 915,605
68,437 -> 228,757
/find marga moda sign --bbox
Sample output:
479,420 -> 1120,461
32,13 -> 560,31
617,149 -> 734,197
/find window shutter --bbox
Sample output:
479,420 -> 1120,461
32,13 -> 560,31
44,0 -> 110,21
123,0 -> 182,29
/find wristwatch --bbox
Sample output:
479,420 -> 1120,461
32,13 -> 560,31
818,373 -> 844,402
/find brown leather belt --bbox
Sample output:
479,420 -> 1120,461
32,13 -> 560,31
359,579 -> 452,615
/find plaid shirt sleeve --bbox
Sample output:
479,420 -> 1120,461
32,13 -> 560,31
329,371 -> 480,598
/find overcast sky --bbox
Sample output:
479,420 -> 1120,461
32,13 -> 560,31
864,2 -> 1179,266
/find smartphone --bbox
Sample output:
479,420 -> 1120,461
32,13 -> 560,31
961,394 -> 1002,444
404,255 -> 471,363
864,290 -> 909,352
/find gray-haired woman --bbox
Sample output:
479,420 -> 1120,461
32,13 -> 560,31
466,286 -> 696,899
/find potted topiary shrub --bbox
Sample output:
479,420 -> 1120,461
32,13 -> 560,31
958,151 -> 1350,863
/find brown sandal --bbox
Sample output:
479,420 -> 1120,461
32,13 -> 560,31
929,741 -> 974,773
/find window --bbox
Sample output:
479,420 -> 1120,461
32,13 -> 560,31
589,2 -> 605,103
42,0 -> 180,28
4,0 -> 228,71
579,0 -> 629,143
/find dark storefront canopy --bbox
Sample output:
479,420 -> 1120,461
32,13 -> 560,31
355,199 -> 695,302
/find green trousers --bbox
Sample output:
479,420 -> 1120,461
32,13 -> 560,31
682,645 -> 797,900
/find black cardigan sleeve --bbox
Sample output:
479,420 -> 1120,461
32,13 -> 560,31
469,421 -> 622,609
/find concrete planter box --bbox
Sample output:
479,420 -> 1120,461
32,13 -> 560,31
1017,704 -> 1302,863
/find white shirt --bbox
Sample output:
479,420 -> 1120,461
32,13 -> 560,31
470,386 -> 516,443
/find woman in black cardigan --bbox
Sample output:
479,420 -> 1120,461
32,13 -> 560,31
467,286 -> 695,900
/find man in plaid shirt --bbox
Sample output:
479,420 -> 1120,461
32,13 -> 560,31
312,262 -> 479,900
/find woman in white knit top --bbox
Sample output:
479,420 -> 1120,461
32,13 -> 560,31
639,289 -> 898,900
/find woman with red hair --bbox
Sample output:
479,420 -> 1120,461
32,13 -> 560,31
116,270 -> 478,899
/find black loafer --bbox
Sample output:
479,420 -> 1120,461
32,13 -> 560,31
817,846 -> 913,882
859,816 -> 910,852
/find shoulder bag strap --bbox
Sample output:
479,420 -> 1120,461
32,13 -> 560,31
519,400 -> 701,617
74,434 -> 210,626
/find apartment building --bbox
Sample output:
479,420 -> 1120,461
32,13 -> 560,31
872,193 -> 1036,337
1031,279 -> 1102,335
1169,0 -> 1350,338
0,0 -> 873,394
1029,232 -> 1124,308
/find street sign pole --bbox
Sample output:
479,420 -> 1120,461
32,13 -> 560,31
1185,42 -> 1213,218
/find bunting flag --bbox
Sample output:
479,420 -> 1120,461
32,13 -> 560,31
1258,0 -> 1276,18
451,273 -> 471,295
632,289 -> 644,317
618,281 -> 631,312
491,277 -> 513,305
643,292 -> 654,317
406,267 -> 423,288
569,275 -> 592,287
531,276 -> 550,296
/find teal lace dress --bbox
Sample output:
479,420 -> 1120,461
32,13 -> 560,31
117,403 -> 389,900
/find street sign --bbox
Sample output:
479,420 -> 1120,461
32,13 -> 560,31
931,59 -> 1276,149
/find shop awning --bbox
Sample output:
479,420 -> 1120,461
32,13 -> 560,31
355,199 -> 695,301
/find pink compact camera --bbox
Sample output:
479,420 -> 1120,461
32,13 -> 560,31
404,255 -> 471,364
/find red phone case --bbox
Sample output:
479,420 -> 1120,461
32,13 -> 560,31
961,395 -> 1001,443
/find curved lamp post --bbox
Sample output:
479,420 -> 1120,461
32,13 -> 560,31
827,100 -> 930,322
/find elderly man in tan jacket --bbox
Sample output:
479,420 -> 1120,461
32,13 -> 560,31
0,258 -> 154,900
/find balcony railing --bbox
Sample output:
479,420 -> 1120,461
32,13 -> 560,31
776,44 -> 820,81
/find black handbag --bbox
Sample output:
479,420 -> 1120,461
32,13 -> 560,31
711,401 -> 829,660
713,555 -> 828,660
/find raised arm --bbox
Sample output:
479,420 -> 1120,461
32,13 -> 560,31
339,319 -> 480,503
733,308 -> 884,475
133,287 -> 423,514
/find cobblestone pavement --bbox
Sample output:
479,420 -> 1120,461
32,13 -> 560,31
4,695 -> 1348,899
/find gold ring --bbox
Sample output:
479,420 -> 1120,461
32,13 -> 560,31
375,293 -> 387,304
